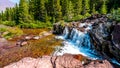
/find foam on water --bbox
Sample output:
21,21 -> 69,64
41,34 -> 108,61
54,22 -> 120,66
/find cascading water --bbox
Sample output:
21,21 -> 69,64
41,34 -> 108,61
63,27 -> 69,38
54,21 -> 120,66
54,22 -> 103,60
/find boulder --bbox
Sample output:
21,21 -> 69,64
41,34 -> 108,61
4,54 -> 114,68
112,25 -> 120,49
53,23 -> 64,35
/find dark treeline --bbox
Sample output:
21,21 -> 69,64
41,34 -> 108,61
0,0 -> 120,28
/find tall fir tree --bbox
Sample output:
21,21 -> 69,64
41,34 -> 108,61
60,0 -> 69,16
74,0 -> 82,15
14,4 -> 19,24
101,1 -> 107,14
28,0 -> 35,19
5,8 -> 12,21
39,0 -> 46,22
53,0 -> 62,22
66,1 -> 74,21
34,0 -> 46,22
0,13 -> 2,23
92,4 -> 96,14
18,0 -> 32,23
48,0 -> 62,23
83,0 -> 90,14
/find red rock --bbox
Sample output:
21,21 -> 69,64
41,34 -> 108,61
4,54 -> 113,68
84,60 -> 113,68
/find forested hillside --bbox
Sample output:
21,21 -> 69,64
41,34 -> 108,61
0,0 -> 120,28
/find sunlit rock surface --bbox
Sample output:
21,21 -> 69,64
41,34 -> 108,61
4,54 -> 113,68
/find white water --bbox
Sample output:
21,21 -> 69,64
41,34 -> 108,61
54,23 -> 103,60
54,22 -> 120,66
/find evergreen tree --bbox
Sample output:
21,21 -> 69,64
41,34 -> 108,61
47,0 -> 62,23
61,0 -> 68,16
101,1 -> 107,14
14,4 -> 19,24
66,1 -> 74,21
34,0 -> 46,22
53,0 -> 62,22
5,8 -> 11,21
11,8 -> 15,21
83,0 -> 90,14
18,0 -> 32,23
1,11 -> 5,21
39,0 -> 46,22
74,0 -> 82,15
28,0 -> 35,19
92,4 -> 96,14
0,13 -> 2,23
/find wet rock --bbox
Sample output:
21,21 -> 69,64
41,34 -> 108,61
112,25 -> 120,49
33,36 -> 40,40
53,23 -> 64,35
16,39 -> 28,47
88,16 -> 120,64
25,36 -> 33,40
84,60 -> 113,68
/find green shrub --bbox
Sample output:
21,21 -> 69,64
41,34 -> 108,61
18,21 -> 53,29
73,15 -> 84,21
111,8 -> 120,22
0,26 -> 23,39
1,21 -> 16,26
64,16 -> 73,22
83,13 -> 91,19
0,27 -> 7,32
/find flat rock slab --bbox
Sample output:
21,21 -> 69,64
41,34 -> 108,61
4,54 -> 113,68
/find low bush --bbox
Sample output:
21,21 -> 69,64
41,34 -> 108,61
111,8 -> 120,22
0,21 -> 16,26
18,21 -> 52,28
72,15 -> 84,21
0,26 -> 23,39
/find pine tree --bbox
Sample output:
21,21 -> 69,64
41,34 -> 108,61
47,0 -> 62,23
39,0 -> 46,22
83,0 -> 90,14
0,13 -> 2,23
92,4 -> 96,14
1,11 -> 5,21
53,0 -> 62,22
61,0 -> 68,16
34,0 -> 46,22
5,8 -> 11,21
28,0 -> 35,19
66,1 -> 74,21
18,0 -> 32,23
74,0 -> 82,15
101,1 -> 107,14
14,4 -> 19,24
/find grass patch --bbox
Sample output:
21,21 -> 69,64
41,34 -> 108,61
0,25 -> 23,39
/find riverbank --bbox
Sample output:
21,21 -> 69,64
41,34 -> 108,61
0,28 -> 62,67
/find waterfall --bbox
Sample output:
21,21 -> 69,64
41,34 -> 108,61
63,27 -> 69,39
54,23 -> 103,60
54,21 -> 120,66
